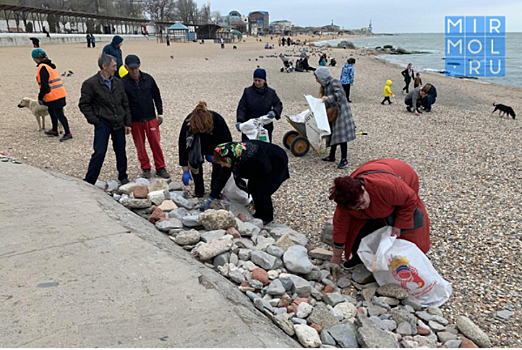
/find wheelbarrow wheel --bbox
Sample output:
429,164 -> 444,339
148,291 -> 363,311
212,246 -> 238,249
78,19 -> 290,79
290,136 -> 310,157
283,130 -> 299,149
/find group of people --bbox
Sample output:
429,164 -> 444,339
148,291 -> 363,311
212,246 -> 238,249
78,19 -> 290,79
30,35 -> 432,271
279,37 -> 293,47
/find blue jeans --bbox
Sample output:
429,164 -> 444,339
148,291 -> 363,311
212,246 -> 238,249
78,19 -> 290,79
84,120 -> 128,184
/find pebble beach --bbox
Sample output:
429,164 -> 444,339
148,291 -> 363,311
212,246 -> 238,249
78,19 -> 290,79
1,35 -> 521,346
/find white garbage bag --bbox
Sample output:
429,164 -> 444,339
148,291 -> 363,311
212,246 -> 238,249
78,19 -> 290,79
357,226 -> 452,307
238,115 -> 272,143
221,174 -> 251,206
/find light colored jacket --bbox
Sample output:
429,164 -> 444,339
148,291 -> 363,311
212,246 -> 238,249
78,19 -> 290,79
340,63 -> 354,85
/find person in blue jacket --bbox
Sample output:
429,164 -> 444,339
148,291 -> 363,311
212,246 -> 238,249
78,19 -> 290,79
102,35 -> 124,77
340,58 -> 355,103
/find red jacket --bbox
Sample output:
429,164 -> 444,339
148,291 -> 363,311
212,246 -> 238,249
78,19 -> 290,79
333,159 -> 431,256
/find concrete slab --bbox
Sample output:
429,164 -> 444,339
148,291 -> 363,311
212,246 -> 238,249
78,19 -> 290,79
0,162 -> 300,348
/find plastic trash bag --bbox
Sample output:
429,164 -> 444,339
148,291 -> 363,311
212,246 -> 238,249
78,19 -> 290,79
238,115 -> 272,143
357,226 -> 452,307
222,174 -> 251,206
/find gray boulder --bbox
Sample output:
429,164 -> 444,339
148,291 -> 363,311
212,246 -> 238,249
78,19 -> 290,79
170,192 -> 195,210
156,218 -> 183,232
327,323 -> 359,348
352,264 -> 375,284
285,274 -> 312,297
181,214 -> 200,227
323,293 -> 344,307
174,230 -> 201,245
377,284 -> 409,299
265,223 -> 308,246
283,245 -> 313,274
320,220 -> 333,246
267,279 -> 286,296
320,330 -> 336,346
200,229 -> 227,242
273,314 -> 295,336
251,251 -> 280,270
355,313 -> 400,348
307,303 -> 339,329
235,218 -> 261,237
199,209 -> 237,230
266,245 -> 285,258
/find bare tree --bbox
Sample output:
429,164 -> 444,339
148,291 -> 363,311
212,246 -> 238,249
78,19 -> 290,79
211,10 -> 220,24
198,3 -> 211,24
143,0 -> 176,21
173,0 -> 197,24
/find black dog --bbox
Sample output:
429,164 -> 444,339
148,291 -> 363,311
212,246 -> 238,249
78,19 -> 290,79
492,103 -> 516,119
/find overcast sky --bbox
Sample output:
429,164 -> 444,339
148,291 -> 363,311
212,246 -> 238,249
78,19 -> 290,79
205,0 -> 522,33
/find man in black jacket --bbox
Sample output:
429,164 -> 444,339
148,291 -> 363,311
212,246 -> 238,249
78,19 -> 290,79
122,54 -> 169,179
102,36 -> 124,77
420,83 -> 437,112
236,68 -> 283,142
79,54 -> 132,185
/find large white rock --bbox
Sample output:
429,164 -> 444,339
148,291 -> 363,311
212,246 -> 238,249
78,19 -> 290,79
148,178 -> 169,192
118,182 -> 137,195
283,245 -> 313,274
194,236 -> 233,260
333,302 -> 358,320
147,190 -> 166,205
294,324 -> 322,348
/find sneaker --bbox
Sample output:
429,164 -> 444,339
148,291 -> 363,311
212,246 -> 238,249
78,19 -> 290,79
425,108 -> 431,113
141,168 -> 151,179
156,167 -> 170,179
389,102 -> 393,104
321,156 -> 336,162
120,178 -> 130,185
337,158 -> 348,169
381,102 -> 385,105
59,134 -> 72,142
406,106 -> 412,113
347,99 -> 352,103
45,130 -> 58,137
342,258 -> 362,271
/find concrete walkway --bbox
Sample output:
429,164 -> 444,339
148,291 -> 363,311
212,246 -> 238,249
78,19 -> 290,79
0,161 -> 300,348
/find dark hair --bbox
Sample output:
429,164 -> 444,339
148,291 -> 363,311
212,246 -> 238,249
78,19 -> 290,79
329,176 -> 364,208
212,150 -> 226,164
421,84 -> 431,93
188,101 -> 214,134
347,58 -> 356,64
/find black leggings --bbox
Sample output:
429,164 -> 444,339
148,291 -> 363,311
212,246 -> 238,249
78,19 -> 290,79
349,219 -> 385,262
329,142 -> 347,159
402,80 -> 411,93
381,96 -> 391,104
48,107 -> 71,135
342,84 -> 351,101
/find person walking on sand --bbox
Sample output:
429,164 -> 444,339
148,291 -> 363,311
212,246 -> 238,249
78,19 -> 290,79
282,37 -> 286,46
220,37 -> 225,49
381,80 -> 395,105
401,63 -> 414,93
32,49 -> 72,142
79,54 -> 132,185
340,58 -> 355,103
102,35 -> 124,77
278,37 -> 282,47
86,33 -> 92,48
315,67 -> 357,169
166,34 -> 170,46
414,72 -> 422,88
91,34 -> 96,48
122,54 -> 170,180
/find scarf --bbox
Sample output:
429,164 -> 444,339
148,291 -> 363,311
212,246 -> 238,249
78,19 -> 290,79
214,142 -> 259,193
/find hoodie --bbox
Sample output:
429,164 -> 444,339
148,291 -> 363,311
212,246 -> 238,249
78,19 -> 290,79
102,35 -> 124,76
383,80 -> 394,97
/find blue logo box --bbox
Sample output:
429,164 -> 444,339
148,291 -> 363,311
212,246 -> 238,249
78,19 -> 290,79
445,16 -> 505,77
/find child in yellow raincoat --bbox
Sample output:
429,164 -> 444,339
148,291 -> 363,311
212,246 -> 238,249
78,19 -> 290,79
381,80 -> 395,105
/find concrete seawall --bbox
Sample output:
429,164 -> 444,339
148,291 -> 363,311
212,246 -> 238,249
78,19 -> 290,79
0,33 -> 153,47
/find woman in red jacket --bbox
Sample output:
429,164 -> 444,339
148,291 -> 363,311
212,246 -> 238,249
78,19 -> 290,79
329,158 -> 431,270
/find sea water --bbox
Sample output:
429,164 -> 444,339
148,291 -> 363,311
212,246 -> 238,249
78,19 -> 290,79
315,33 -> 522,88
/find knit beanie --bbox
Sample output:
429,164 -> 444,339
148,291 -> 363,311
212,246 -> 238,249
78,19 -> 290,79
31,48 -> 46,59
253,68 -> 266,81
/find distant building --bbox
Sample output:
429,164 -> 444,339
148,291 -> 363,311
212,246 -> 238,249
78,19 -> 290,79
271,20 -> 292,34
217,10 -> 248,33
248,11 -> 269,34
321,23 -> 341,33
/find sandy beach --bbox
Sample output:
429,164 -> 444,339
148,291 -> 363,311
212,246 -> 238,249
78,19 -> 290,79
1,35 -> 521,346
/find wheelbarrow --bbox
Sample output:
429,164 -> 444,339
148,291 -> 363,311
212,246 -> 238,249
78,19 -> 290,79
283,115 -> 368,157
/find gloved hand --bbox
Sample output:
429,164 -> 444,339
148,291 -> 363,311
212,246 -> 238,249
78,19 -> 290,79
267,111 -> 276,119
182,170 -> 192,185
205,155 -> 213,163
197,197 -> 214,211
235,122 -> 241,132
158,115 -> 163,125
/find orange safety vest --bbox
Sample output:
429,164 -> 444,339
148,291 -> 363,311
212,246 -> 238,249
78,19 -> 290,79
36,63 -> 67,102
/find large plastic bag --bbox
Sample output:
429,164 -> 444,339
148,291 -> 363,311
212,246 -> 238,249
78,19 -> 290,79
221,174 -> 251,206
238,116 -> 272,143
357,226 -> 452,307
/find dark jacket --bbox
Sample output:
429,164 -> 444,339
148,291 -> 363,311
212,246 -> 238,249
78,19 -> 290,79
427,85 -> 437,99
237,84 -> 283,134
211,140 -> 290,199
121,72 -> 163,123
78,72 -> 131,129
401,68 -> 415,82
178,111 -> 232,167
102,36 -> 123,74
